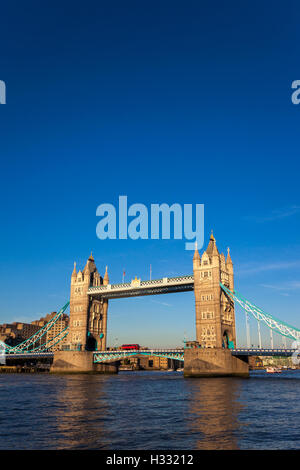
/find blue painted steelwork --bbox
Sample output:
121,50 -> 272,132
29,328 -> 69,352
232,348 -> 296,357
5,347 -> 298,362
220,283 -> 300,341
6,352 -> 54,359
93,349 -> 185,363
4,302 -> 70,354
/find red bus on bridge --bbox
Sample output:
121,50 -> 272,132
121,344 -> 140,350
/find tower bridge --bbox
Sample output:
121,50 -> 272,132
3,232 -> 300,377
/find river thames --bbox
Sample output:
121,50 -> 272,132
0,370 -> 299,450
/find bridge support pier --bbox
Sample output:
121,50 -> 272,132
184,348 -> 249,378
50,351 -> 118,374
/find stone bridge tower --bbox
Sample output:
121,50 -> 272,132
185,232 -> 248,377
193,232 -> 236,349
66,253 -> 108,351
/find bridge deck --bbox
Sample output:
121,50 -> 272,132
232,348 -> 297,357
93,349 -> 185,363
5,352 -> 54,359
5,348 -> 297,361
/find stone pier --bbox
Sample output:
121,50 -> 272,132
50,351 -> 118,374
184,348 -> 249,378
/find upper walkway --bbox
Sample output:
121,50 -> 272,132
88,275 -> 194,299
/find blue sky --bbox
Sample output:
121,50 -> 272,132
1,1 -> 300,347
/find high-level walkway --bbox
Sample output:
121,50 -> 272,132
88,275 -> 194,298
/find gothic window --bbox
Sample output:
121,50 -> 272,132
72,332 -> 82,342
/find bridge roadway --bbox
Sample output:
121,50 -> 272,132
5,352 -> 54,359
4,349 -> 298,362
93,348 -> 298,362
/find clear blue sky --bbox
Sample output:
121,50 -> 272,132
1,1 -> 300,348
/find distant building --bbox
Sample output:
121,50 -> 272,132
248,356 -> 263,369
0,311 -> 69,351
32,312 -> 69,351
139,356 -> 176,370
0,322 -> 40,347
260,356 -> 295,368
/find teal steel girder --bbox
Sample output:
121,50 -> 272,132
93,350 -> 185,363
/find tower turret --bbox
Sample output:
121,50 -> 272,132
226,247 -> 233,269
206,231 -> 219,259
71,262 -> 77,279
103,266 -> 109,286
225,247 -> 234,298
193,242 -> 201,269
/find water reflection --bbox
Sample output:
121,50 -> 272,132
3,371 -> 299,449
187,378 -> 244,449
54,375 -> 111,449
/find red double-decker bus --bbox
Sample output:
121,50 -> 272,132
121,344 -> 140,350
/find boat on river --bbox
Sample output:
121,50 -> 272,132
266,367 -> 282,373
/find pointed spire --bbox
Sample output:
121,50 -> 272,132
193,241 -> 200,261
206,230 -> 219,256
103,265 -> 109,285
84,251 -> 94,273
72,261 -> 77,277
83,260 -> 90,273
226,247 -> 233,265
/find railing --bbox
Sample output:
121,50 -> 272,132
220,283 -> 300,341
93,348 -> 185,363
88,275 -> 194,294
232,348 -> 297,356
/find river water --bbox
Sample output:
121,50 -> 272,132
0,370 -> 299,450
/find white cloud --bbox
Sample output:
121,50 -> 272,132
243,205 -> 300,223
237,260 -> 300,276
151,299 -> 172,307
260,281 -> 300,291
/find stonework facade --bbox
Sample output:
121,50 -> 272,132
193,232 -> 236,349
0,322 -> 40,347
66,253 -> 108,351
31,312 -> 69,351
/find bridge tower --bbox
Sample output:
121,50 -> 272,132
185,232 -> 248,377
193,232 -> 236,349
67,253 -> 108,351
51,254 -> 117,374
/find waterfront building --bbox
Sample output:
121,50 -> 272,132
0,322 -> 40,347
